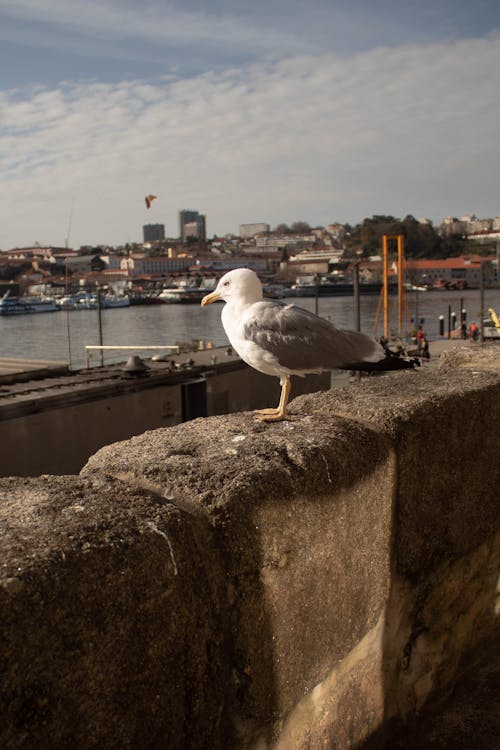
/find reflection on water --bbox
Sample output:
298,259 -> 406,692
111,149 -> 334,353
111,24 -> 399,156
1,288 -> 499,370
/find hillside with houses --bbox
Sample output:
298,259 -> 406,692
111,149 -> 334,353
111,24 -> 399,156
1,213 -> 498,300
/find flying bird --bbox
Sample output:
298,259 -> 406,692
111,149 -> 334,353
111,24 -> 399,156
201,268 -> 417,422
145,194 -> 157,209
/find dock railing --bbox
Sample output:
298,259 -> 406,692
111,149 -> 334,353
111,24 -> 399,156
85,345 -> 180,368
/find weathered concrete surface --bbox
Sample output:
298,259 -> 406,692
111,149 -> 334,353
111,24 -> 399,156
293,345 -> 500,576
80,345 -> 499,746
0,475 -> 228,749
362,634 -> 500,750
0,345 -> 498,749
83,409 -> 396,746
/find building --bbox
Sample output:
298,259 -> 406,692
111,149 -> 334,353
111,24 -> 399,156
120,255 -> 192,277
192,257 -> 269,273
287,247 -> 344,275
401,256 -> 497,288
5,246 -> 70,260
143,224 -> 165,243
179,210 -> 206,242
239,223 -> 270,239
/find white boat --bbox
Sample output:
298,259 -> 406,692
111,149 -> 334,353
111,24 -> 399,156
56,292 -> 130,310
404,283 -> 429,292
23,296 -> 59,313
158,280 -> 215,304
158,287 -> 206,304
57,295 -> 77,310
0,292 -> 59,315
75,292 -> 98,310
0,294 -> 29,315
101,294 -> 130,309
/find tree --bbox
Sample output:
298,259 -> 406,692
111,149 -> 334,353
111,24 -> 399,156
274,223 -> 290,234
351,215 -> 446,258
290,221 -> 311,234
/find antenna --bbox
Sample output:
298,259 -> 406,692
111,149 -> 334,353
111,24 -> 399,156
65,197 -> 75,248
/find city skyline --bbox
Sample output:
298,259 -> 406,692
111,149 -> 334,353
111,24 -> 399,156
1,1 -> 500,250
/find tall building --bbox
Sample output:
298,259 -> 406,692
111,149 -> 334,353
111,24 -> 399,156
143,224 -> 165,242
179,210 -> 206,242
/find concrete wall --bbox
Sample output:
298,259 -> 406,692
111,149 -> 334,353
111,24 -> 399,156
0,346 -> 498,749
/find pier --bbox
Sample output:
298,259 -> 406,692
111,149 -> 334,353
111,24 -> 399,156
0,357 -> 69,384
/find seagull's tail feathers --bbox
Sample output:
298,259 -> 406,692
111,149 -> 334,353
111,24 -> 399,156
343,351 -> 421,372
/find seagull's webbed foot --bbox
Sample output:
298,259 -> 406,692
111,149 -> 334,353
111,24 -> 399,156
255,409 -> 287,423
253,377 -> 291,423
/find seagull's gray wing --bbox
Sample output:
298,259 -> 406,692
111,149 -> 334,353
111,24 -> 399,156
243,301 -> 383,370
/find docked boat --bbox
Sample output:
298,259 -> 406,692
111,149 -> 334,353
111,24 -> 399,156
24,296 -> 59,313
0,292 -> 59,315
57,292 -> 130,310
263,284 -> 286,299
57,295 -> 77,310
158,279 -> 216,304
101,294 -> 130,309
288,278 -> 389,297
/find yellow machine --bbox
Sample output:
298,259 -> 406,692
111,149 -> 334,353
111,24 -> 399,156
488,307 -> 500,332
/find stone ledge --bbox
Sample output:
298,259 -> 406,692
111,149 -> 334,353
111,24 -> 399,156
0,346 -> 498,749
0,474 -> 228,750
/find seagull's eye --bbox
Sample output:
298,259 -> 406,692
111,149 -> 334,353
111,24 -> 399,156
223,281 -> 230,287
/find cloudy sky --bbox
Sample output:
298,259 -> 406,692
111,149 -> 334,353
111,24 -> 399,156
1,0 -> 500,249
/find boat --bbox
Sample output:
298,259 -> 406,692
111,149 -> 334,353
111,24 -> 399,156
66,292 -> 98,310
23,296 -> 59,313
57,295 -> 77,310
57,292 -> 130,310
158,279 -> 216,304
158,287 -> 206,304
263,284 -> 286,299
404,283 -> 429,292
0,291 -> 59,315
288,277 -> 391,297
0,294 -> 29,315
101,294 -> 130,309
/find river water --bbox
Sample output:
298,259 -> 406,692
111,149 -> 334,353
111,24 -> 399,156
1,288 -> 499,370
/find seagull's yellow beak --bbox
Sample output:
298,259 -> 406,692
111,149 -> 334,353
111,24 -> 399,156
200,291 -> 221,306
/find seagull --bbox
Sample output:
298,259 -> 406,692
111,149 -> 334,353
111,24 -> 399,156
145,194 -> 157,209
201,268 -> 418,422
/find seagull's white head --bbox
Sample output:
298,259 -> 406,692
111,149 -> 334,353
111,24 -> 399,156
201,268 -> 263,307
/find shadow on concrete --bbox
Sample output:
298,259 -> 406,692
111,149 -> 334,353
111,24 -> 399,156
360,632 -> 500,750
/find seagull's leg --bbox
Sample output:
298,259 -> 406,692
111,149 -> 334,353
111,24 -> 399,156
255,377 -> 291,422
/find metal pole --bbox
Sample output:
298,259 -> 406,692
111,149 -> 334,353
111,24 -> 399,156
480,261 -> 485,343
496,240 -> 500,287
353,262 -> 360,332
96,287 -> 104,366
65,310 -> 73,369
397,235 -> 404,336
382,235 -> 389,339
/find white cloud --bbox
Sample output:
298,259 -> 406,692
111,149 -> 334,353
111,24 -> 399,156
1,34 -> 500,248
0,0 -> 308,58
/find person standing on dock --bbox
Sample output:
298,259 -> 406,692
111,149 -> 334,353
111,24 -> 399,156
416,326 -> 425,355
469,322 -> 479,342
